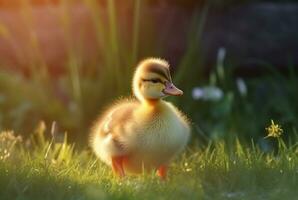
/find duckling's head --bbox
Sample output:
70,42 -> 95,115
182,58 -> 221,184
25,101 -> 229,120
133,58 -> 183,102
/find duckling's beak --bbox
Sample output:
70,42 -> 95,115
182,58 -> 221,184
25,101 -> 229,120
163,82 -> 183,96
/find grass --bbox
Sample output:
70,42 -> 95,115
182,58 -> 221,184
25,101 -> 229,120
1,127 -> 298,200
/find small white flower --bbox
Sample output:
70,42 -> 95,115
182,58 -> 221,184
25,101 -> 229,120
192,86 -> 223,101
217,47 -> 226,65
192,88 -> 204,100
216,47 -> 226,81
236,78 -> 247,97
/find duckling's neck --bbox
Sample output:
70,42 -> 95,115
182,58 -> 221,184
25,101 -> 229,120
143,99 -> 161,107
139,98 -> 166,114
135,98 -> 169,122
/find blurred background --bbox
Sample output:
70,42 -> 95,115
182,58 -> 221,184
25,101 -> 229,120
0,0 -> 297,147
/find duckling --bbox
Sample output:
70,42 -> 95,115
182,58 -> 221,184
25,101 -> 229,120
90,58 -> 190,179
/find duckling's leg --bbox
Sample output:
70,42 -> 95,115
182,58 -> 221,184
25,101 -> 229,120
111,156 -> 126,177
157,165 -> 167,180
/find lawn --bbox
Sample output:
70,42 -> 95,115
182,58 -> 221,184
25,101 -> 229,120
1,126 -> 298,200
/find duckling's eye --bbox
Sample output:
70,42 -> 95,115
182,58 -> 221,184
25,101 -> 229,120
151,79 -> 162,83
141,78 -> 163,84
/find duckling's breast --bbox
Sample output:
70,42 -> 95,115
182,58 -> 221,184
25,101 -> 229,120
124,104 -> 190,173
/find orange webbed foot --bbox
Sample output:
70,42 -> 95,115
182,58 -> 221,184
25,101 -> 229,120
111,156 -> 126,177
157,165 -> 168,180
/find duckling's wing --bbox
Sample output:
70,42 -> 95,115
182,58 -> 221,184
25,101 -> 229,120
91,100 -> 139,157
103,102 -> 137,134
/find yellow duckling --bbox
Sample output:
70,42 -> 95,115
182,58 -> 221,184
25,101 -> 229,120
90,58 -> 190,179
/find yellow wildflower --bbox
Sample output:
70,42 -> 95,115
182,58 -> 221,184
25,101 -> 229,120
265,120 -> 283,138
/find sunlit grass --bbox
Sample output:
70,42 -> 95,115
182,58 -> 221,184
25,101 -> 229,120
0,127 -> 298,199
